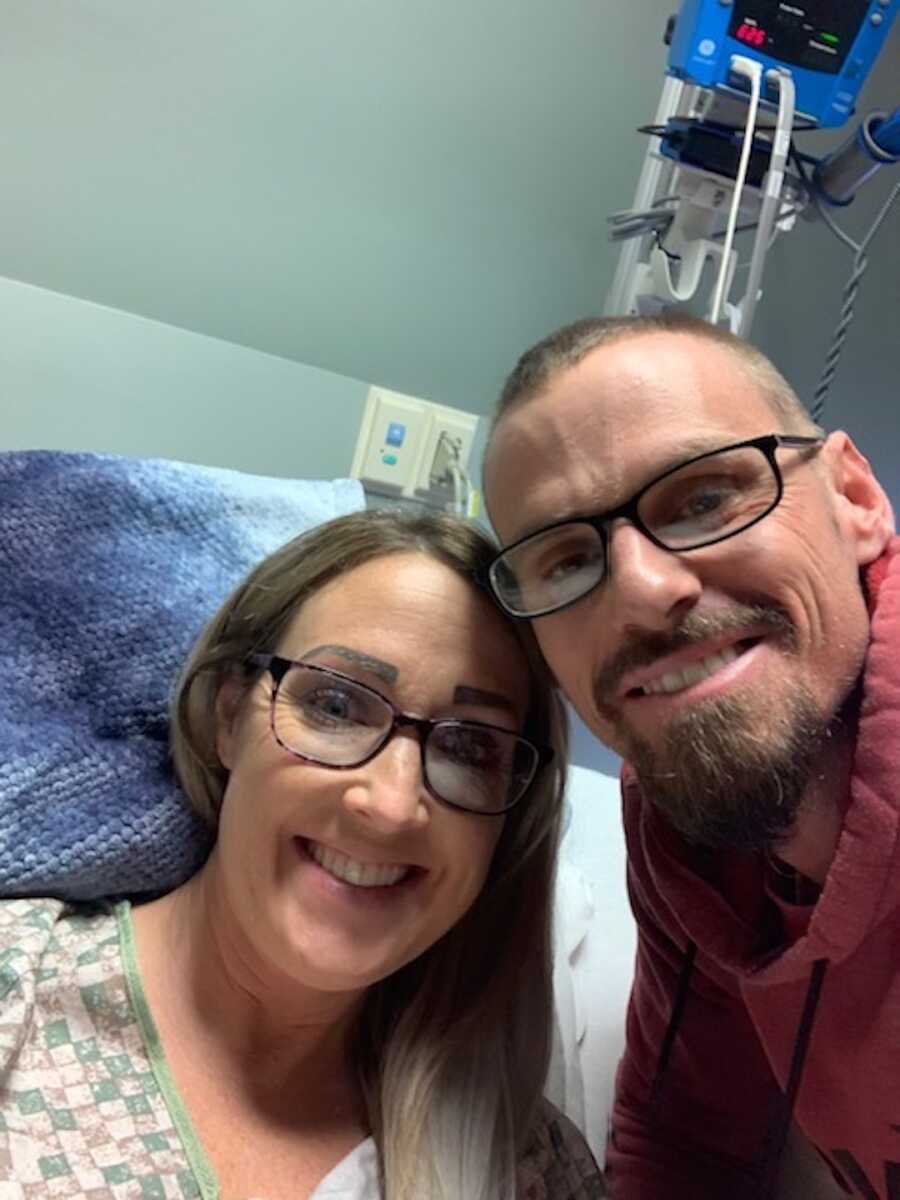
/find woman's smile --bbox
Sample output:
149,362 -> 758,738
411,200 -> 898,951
297,836 -> 423,892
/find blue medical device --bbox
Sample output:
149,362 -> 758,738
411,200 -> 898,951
605,0 -> 899,404
667,0 -> 898,127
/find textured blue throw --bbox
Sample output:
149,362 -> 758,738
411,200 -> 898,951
0,451 -> 364,900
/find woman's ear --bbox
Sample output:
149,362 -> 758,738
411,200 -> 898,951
215,678 -> 245,771
822,432 -> 895,566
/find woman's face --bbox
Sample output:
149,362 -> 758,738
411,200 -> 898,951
212,551 -> 534,998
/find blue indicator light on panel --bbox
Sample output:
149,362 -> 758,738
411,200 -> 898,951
385,422 -> 406,447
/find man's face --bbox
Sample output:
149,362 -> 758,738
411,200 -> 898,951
485,333 -> 885,848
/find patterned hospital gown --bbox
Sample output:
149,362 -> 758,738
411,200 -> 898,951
0,898 -> 604,1199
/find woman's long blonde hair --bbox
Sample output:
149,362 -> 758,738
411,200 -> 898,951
170,509 -> 568,1200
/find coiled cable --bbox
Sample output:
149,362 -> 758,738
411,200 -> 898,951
806,174 -> 900,423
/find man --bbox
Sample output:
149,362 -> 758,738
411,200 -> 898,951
482,311 -> 898,1199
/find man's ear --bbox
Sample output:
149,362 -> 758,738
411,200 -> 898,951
822,431 -> 895,566
215,678 -> 245,771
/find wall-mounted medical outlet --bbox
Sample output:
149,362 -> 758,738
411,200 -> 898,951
350,387 -> 479,505
413,405 -> 478,504
349,387 -> 433,496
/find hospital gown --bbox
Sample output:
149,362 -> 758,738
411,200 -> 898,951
0,898 -> 603,1198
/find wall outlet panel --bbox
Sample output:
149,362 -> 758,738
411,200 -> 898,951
351,386 -> 432,495
350,387 -> 479,502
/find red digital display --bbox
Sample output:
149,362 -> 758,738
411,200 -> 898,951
736,22 -> 767,48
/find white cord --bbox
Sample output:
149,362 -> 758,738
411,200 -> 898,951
736,67 -> 795,336
448,462 -> 469,516
709,56 -> 763,326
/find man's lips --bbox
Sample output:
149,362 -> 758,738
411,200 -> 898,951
615,631 -> 768,700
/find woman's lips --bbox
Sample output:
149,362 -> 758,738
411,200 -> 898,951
294,838 -> 425,895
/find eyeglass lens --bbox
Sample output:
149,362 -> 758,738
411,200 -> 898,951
272,664 -> 537,813
495,443 -> 779,615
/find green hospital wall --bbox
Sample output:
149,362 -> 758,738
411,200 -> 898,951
1,275 -> 369,481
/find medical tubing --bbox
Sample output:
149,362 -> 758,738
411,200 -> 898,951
710,57 -> 763,326
737,69 -> 795,337
810,179 -> 900,422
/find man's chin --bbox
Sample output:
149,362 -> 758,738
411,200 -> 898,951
623,690 -> 827,852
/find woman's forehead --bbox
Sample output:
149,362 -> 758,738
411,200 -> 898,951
278,553 -> 529,693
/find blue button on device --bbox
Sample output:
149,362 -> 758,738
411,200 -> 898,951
381,453 -> 399,466
385,422 -> 406,447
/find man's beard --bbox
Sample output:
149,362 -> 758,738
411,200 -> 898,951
625,685 -> 829,851
593,603 -> 833,852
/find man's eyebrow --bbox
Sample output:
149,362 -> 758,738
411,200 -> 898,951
662,435 -> 737,464
453,685 -> 517,714
302,644 -> 398,685
510,434 -> 740,540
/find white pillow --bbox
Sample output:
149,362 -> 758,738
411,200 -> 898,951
549,765 -> 636,1165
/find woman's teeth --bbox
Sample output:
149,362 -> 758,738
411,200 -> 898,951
641,644 -> 741,695
307,842 -> 410,888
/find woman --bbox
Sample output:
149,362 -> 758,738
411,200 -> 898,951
0,510 -> 603,1199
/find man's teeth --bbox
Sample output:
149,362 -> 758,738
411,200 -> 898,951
308,842 -> 410,888
642,645 -> 741,695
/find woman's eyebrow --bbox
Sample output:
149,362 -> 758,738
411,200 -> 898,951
302,644 -> 398,685
453,685 -> 516,714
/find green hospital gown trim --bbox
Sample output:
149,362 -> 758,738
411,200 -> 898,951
117,901 -> 220,1199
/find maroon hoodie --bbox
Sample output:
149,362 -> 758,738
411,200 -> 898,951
606,538 -> 900,1199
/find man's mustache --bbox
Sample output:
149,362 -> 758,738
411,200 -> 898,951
593,603 -> 796,706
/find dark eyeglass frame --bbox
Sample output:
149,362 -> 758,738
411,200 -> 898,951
248,654 -> 553,815
484,433 -> 825,619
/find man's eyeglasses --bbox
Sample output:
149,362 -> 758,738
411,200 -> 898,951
485,433 -> 825,619
249,656 -> 553,815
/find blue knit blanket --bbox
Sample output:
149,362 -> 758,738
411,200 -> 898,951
0,451 -> 364,900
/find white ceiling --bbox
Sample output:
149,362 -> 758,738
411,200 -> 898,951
2,2 -> 897,412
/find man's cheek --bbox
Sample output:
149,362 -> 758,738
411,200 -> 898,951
535,620 -> 578,678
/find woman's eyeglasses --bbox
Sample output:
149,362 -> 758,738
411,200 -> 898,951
248,656 -> 553,815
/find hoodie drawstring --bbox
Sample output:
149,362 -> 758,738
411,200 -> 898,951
648,943 -> 829,1196
648,939 -> 697,1121
757,958 -> 829,1197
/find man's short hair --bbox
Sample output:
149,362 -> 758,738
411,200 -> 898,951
492,312 -> 823,438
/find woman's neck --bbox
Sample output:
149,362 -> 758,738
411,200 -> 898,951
131,864 -> 366,1112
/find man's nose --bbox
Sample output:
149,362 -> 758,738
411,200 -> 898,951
605,520 -> 702,633
340,731 -> 429,833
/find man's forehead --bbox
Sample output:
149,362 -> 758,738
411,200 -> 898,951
508,334 -> 770,449
486,334 -> 773,541
569,331 -> 758,413
486,399 -> 621,544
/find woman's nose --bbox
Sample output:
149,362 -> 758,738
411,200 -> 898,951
340,731 -> 429,832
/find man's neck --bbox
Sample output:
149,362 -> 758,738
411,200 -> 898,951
771,726 -> 855,886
